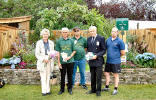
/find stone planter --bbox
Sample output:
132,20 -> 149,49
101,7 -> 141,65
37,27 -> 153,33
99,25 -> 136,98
0,68 -> 156,85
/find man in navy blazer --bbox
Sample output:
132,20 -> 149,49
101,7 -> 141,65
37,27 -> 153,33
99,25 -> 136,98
86,26 -> 106,96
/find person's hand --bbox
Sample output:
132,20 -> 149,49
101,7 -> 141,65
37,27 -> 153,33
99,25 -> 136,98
92,55 -> 97,60
43,59 -> 49,63
58,62 -> 62,69
65,56 -> 71,61
56,52 -> 59,58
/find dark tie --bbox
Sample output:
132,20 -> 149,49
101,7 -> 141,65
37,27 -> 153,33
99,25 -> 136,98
91,37 -> 95,44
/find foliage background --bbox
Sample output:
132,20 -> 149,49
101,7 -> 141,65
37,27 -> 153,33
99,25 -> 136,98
0,0 -> 115,43
33,3 -> 114,42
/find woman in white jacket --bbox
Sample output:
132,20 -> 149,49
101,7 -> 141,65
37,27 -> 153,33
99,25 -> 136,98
35,28 -> 54,96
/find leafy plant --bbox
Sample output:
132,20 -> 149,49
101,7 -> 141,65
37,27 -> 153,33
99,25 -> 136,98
21,52 -> 36,65
126,33 -> 148,54
126,33 -> 149,63
20,44 -> 36,66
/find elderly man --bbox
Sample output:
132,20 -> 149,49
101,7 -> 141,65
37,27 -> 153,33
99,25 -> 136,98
72,27 -> 88,89
35,28 -> 55,96
102,27 -> 125,95
56,28 -> 76,95
86,26 -> 106,96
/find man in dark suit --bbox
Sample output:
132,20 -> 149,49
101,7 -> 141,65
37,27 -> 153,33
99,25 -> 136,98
86,26 -> 106,96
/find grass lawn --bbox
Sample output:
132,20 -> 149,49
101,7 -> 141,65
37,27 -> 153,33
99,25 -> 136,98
0,84 -> 156,100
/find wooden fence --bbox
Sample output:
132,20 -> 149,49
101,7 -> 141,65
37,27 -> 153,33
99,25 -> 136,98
0,29 -> 89,59
128,28 -> 156,55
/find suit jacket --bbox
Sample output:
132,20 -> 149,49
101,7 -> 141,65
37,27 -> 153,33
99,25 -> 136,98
87,34 -> 106,67
35,39 -> 54,71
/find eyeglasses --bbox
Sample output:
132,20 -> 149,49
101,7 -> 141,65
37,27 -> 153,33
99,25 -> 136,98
112,31 -> 118,33
74,31 -> 80,33
89,31 -> 95,33
62,32 -> 68,33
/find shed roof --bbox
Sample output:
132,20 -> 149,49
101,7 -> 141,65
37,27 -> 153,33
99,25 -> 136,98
0,16 -> 31,23
0,24 -> 18,29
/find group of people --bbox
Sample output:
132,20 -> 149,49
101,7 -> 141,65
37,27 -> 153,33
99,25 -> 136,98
35,26 -> 125,96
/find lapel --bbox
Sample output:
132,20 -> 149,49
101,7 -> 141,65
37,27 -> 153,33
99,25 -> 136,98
92,35 -> 99,46
94,34 -> 99,42
40,39 -> 53,54
40,40 -> 46,54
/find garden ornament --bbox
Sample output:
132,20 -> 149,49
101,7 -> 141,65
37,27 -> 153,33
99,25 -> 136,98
0,79 -> 5,88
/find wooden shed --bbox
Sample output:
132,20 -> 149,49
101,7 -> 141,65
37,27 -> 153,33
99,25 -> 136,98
0,16 -> 31,59
0,16 -> 31,34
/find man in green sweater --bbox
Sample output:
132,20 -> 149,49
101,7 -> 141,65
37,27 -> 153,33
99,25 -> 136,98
72,27 -> 88,89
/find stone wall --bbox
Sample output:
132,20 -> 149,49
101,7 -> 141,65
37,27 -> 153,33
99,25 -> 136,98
0,68 -> 156,85
119,68 -> 156,84
0,69 -> 60,85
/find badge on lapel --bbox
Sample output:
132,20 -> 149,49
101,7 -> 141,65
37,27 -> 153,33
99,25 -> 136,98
74,40 -> 77,44
96,41 -> 99,46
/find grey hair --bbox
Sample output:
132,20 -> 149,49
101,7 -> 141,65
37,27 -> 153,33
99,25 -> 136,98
40,28 -> 50,36
61,27 -> 69,32
89,26 -> 97,31
112,27 -> 118,32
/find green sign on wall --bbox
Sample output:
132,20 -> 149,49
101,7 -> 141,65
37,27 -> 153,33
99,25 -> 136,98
116,18 -> 129,30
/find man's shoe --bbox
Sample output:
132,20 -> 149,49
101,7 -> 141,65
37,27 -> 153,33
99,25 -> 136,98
42,93 -> 47,96
79,84 -> 82,86
112,90 -> 118,95
46,92 -> 51,95
101,88 -> 110,92
68,90 -> 73,95
86,90 -> 96,94
96,92 -> 101,96
82,85 -> 88,90
58,91 -> 64,95
72,85 -> 74,89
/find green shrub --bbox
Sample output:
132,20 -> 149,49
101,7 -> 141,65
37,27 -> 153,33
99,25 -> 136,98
29,3 -> 114,43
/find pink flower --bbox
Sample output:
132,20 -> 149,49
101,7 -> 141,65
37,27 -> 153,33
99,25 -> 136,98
49,51 -> 58,59
19,62 -> 27,67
